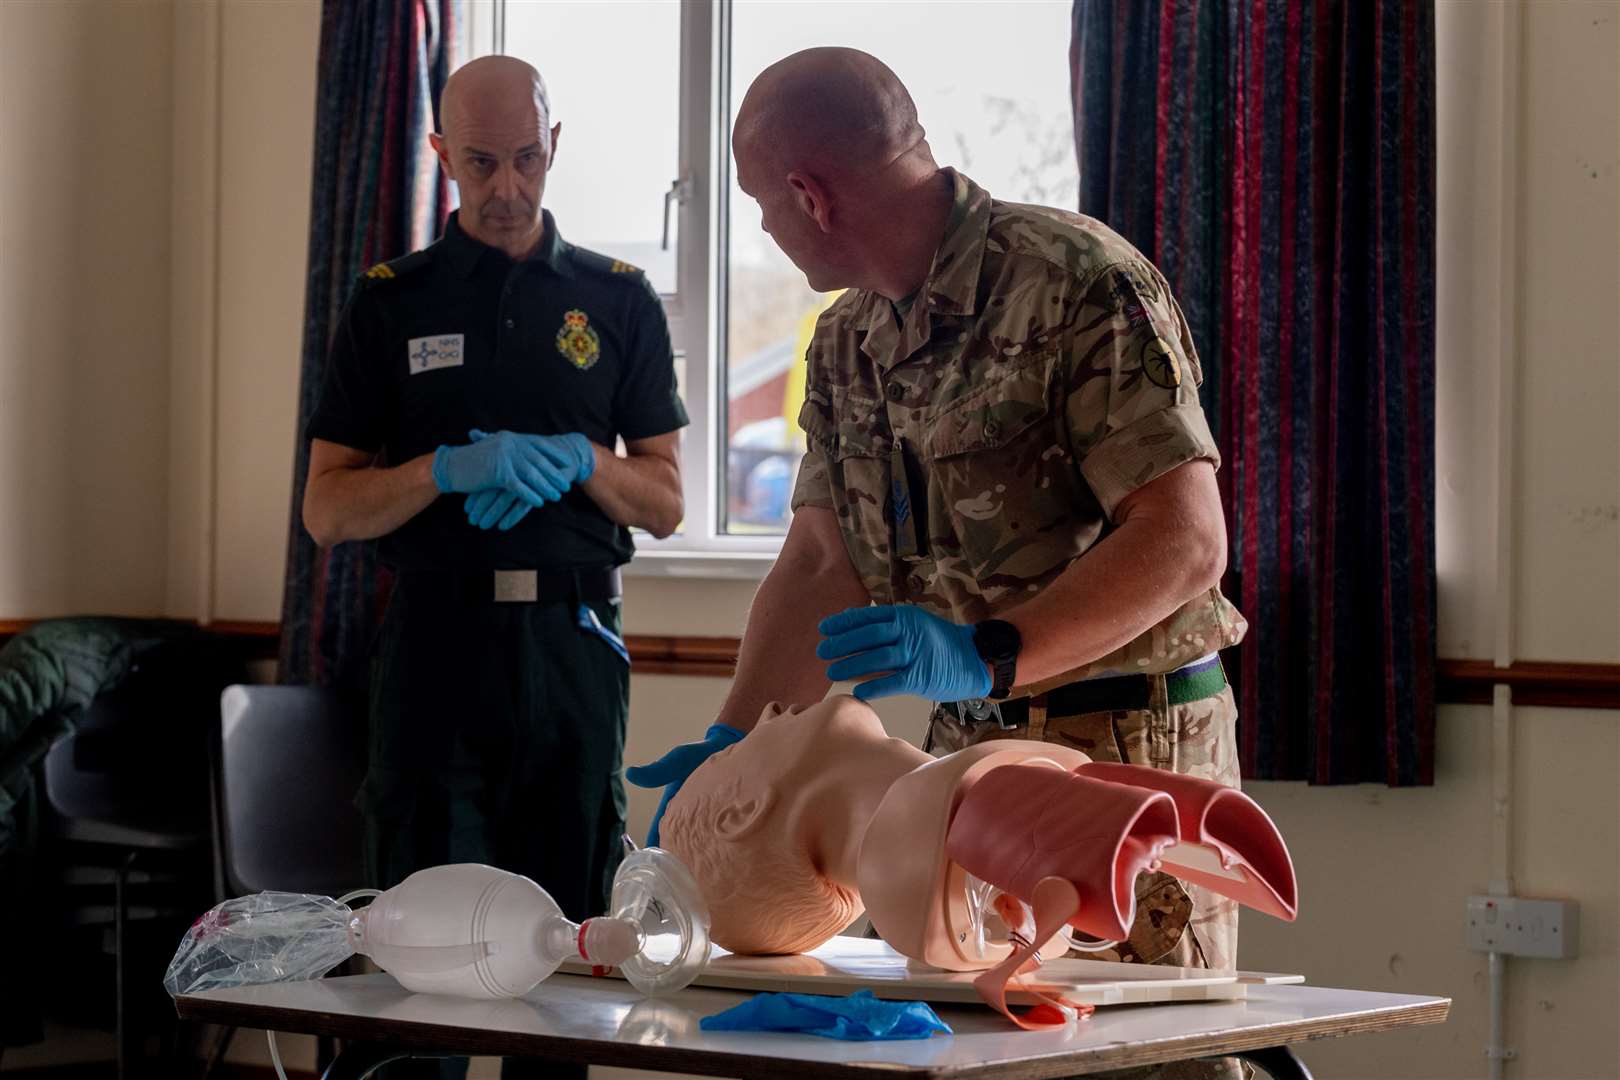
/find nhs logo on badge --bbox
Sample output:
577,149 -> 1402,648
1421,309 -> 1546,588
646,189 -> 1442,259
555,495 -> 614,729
407,334 -> 465,373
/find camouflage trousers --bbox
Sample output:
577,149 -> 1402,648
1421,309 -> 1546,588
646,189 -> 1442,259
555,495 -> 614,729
925,675 -> 1249,1080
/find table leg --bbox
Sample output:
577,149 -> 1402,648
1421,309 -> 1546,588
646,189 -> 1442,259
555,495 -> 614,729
320,1042 -> 443,1080
1231,1044 -> 1315,1080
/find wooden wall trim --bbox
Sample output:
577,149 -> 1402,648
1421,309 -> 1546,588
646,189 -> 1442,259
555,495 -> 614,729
3,619 -> 1616,707
625,634 -> 739,677
1435,658 -> 1620,710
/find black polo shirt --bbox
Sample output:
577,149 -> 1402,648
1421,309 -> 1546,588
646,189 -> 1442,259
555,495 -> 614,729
308,210 -> 688,572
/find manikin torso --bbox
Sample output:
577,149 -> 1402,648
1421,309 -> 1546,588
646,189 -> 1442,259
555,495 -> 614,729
857,740 -> 1092,971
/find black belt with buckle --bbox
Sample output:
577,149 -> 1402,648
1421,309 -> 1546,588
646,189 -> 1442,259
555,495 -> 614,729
400,566 -> 622,604
940,654 -> 1227,728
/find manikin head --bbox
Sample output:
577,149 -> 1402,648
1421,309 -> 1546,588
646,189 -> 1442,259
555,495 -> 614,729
732,47 -> 943,295
431,56 -> 562,260
659,695 -> 923,955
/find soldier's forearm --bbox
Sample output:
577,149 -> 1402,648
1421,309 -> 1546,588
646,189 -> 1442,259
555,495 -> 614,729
998,460 -> 1227,688
718,543 -> 870,733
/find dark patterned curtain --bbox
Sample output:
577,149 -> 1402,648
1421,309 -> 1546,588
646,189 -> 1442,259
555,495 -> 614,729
1072,0 -> 1436,785
278,0 -> 459,687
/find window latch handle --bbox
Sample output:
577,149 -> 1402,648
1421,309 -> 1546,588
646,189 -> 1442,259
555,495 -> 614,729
662,175 -> 691,251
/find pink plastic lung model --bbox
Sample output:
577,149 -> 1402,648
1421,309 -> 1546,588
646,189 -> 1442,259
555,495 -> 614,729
1074,762 -> 1297,923
941,762 -> 1298,1029
945,764 -> 1180,943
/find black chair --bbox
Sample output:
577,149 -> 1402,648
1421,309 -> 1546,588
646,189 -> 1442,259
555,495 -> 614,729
212,684 -> 368,898
38,636 -> 239,1079
198,684 -> 370,1077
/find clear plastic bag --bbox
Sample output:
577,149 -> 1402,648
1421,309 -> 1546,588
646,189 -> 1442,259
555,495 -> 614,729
163,891 -> 360,997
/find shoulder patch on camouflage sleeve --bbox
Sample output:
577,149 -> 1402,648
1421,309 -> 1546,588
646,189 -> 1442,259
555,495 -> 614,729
1139,335 -> 1182,389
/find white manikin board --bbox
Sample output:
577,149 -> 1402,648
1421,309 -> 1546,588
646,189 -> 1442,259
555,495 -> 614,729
562,935 -> 1304,1007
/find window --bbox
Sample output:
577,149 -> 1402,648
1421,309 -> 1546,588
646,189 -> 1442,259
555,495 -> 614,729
502,1 -> 683,296
484,1 -> 1074,571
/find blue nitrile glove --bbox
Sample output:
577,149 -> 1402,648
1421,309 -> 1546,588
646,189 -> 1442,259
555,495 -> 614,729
700,989 -> 950,1041
531,431 -> 596,485
464,487 -> 531,531
576,603 -> 630,664
456,430 -> 596,530
625,723 -> 745,848
432,428 -> 573,505
817,604 -> 992,703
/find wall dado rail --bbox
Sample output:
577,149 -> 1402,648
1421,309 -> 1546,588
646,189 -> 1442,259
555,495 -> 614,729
1,620 -> 1617,709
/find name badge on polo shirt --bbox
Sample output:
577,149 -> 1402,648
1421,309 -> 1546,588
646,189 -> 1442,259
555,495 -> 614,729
407,334 -> 465,374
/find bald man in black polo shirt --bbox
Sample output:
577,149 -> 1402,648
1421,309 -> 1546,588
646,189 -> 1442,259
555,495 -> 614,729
302,56 -> 685,1078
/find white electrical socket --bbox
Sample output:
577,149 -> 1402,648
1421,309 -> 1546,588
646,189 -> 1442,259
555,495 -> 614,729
1466,895 -> 1579,959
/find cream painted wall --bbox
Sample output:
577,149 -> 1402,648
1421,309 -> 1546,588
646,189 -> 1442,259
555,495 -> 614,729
167,0 -> 216,620
1243,708 -> 1620,1078
1508,0 -> 1620,663
1433,0 -> 1510,663
209,0 -> 319,620
0,0 -> 174,618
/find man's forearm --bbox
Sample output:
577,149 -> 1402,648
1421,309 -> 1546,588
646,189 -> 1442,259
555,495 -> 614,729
1000,506 -> 1225,688
304,453 -> 439,546
580,442 -> 683,538
717,554 -> 870,732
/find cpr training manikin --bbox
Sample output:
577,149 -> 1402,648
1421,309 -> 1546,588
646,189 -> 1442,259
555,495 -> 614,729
658,695 -> 1298,1027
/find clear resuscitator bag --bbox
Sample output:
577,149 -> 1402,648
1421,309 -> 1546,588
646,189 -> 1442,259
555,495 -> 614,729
164,849 -> 711,1001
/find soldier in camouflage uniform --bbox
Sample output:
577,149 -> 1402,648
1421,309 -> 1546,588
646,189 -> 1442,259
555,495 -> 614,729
630,47 -> 1249,1079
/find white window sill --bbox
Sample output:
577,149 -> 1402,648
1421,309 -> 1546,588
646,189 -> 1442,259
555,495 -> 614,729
622,547 -> 780,581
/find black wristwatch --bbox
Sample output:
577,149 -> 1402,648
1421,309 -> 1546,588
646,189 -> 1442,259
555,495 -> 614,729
972,619 -> 1022,700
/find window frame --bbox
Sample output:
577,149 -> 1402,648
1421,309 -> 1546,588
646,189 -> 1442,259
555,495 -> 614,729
640,0 -> 796,575
489,0 -> 784,577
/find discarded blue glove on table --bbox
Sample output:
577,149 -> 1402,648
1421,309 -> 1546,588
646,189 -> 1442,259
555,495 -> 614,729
699,989 -> 951,1041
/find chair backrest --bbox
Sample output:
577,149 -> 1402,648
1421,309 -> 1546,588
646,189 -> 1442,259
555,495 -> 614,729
215,685 -> 368,899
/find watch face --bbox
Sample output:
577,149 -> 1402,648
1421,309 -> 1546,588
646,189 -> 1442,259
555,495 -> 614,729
976,620 -> 1020,660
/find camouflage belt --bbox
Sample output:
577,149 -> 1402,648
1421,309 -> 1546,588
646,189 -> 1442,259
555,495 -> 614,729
939,653 -> 1225,729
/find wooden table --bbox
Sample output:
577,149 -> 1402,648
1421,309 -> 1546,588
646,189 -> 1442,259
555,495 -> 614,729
175,973 -> 1449,1079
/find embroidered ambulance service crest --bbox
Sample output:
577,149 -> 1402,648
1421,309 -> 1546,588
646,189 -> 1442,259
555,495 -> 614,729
555,309 -> 601,370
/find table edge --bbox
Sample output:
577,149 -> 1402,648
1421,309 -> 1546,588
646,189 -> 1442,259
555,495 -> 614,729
173,988 -> 1452,1080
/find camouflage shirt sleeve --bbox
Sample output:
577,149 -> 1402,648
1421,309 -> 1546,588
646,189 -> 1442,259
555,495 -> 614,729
790,388 -> 836,511
1066,263 -> 1220,519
